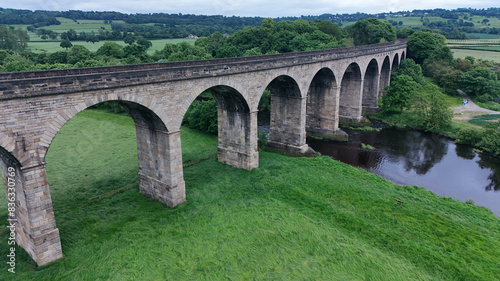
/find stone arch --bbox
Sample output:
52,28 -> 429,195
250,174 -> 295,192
265,75 -> 312,154
306,67 -> 341,138
41,93 -> 170,164
401,50 -> 406,60
392,53 -> 400,70
339,63 -> 363,122
192,85 -> 256,170
379,56 -> 391,98
362,59 -> 380,112
45,98 -> 184,207
25,97 -> 187,265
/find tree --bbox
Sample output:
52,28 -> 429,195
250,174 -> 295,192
311,20 -> 344,40
347,18 -> 396,45
382,75 -> 419,112
478,121 -> 500,155
458,67 -> 500,98
136,37 -> 152,49
407,30 -> 447,64
195,32 -> 227,57
67,45 -> 92,64
60,40 -> 73,50
96,41 -> 124,58
392,59 -> 425,85
411,84 -> 452,130
0,26 -> 29,52
124,34 -> 135,45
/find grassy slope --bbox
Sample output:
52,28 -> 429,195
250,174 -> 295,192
0,110 -> 499,280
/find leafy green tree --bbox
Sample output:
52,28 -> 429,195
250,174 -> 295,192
67,45 -> 92,64
458,67 -> 500,98
183,99 -> 218,134
124,34 -> 135,45
396,27 -> 415,39
96,41 -> 125,58
407,30 -> 447,64
347,18 -> 396,45
410,83 -> 452,130
478,121 -> 500,155
60,39 -> 73,50
47,51 -> 68,64
311,20 -> 344,40
0,26 -> 29,52
392,59 -> 425,85
195,32 -> 228,57
136,37 -> 152,49
382,75 -> 419,112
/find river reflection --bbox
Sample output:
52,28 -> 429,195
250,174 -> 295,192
307,127 -> 500,216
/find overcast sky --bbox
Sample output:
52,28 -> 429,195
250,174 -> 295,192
1,0 -> 498,17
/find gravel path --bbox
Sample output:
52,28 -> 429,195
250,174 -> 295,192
451,90 -> 500,121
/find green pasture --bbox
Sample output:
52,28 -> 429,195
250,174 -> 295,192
451,48 -> 500,62
0,109 -> 499,280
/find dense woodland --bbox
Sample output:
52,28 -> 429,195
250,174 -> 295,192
2,7 -> 500,40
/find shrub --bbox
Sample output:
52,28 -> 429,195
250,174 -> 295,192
183,99 -> 218,134
456,128 -> 483,146
478,121 -> 500,155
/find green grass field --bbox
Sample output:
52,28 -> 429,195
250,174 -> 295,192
0,109 -> 499,280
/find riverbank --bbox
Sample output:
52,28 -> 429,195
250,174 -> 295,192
0,109 -> 499,280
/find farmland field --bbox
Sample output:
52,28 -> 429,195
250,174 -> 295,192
451,49 -> 500,62
27,38 -> 196,54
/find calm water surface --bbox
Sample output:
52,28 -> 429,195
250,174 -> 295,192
307,127 -> 500,216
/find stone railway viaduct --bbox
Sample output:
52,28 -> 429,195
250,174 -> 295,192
0,40 -> 406,266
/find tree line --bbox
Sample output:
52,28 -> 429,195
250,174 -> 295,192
379,28 -> 500,154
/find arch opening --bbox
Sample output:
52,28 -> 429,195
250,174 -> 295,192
339,63 -> 363,122
379,56 -> 391,98
362,59 -> 380,112
184,85 -> 256,170
264,75 -> 312,154
392,53 -> 400,70
31,100 -> 186,265
306,68 -> 344,139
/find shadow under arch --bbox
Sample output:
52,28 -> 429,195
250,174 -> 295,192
192,85 -> 257,170
265,75 -> 313,154
362,59 -> 380,111
339,63 -> 363,122
379,56 -> 391,98
392,53 -> 400,70
306,68 -> 344,139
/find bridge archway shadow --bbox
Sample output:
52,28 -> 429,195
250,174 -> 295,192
379,56 -> 392,99
264,75 -> 312,154
362,59 -> 380,112
339,63 -> 363,123
183,85 -> 257,171
392,53 -> 400,70
306,68 -> 342,139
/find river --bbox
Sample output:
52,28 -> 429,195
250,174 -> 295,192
306,126 -> 500,216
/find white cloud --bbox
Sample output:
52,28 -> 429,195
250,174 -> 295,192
1,0 -> 498,17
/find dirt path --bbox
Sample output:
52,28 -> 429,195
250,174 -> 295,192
451,90 -> 500,121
